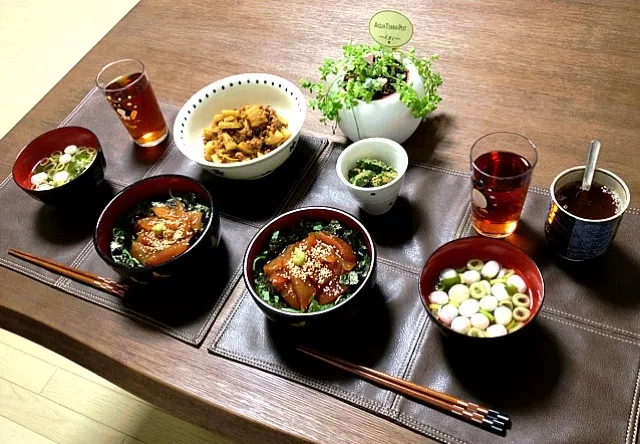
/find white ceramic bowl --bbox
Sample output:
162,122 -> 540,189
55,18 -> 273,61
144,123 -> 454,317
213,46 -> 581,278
337,62 -> 424,144
174,73 -> 306,180
336,138 -> 409,215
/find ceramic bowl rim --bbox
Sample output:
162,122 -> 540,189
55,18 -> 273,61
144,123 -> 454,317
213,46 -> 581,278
419,237 -> 545,340
243,206 -> 377,318
12,126 -> 102,194
93,174 -> 215,273
173,73 -> 307,170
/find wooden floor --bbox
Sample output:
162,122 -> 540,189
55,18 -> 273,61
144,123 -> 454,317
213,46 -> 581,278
0,0 -> 139,139
0,328 -> 231,444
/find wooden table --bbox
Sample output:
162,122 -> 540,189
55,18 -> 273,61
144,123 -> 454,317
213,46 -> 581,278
1,1 -> 640,443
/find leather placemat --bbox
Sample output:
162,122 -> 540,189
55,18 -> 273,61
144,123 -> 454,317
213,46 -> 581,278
211,264 -> 426,411
209,141 -> 640,443
287,143 -> 471,272
0,88 -> 327,345
144,127 -> 327,227
54,88 -> 180,189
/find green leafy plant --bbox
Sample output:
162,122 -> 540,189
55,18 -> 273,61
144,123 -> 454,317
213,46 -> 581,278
300,42 -> 442,129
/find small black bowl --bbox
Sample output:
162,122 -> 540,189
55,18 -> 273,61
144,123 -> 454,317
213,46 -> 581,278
243,206 -> 377,327
94,175 -> 220,284
13,127 -> 107,206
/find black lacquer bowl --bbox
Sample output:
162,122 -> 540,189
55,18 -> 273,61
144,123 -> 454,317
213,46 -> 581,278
94,175 -> 220,284
13,127 -> 106,206
243,206 -> 377,327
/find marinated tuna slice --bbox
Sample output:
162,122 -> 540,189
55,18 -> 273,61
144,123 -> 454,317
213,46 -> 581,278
317,278 -> 348,305
291,275 -> 316,311
131,241 -> 189,266
129,201 -> 203,266
186,211 -> 203,231
280,282 -> 300,310
152,201 -> 185,219
313,231 -> 357,269
263,231 -> 358,311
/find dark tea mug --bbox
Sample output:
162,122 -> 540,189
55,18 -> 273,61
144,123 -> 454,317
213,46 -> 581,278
545,166 -> 630,261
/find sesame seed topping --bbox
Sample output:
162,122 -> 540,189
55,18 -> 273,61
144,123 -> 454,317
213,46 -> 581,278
285,240 -> 340,283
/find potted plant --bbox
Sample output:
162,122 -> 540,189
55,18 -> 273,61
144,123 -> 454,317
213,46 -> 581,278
301,42 -> 442,143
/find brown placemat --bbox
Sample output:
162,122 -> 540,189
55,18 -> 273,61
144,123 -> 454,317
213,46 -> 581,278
0,88 -> 327,345
209,141 -> 640,443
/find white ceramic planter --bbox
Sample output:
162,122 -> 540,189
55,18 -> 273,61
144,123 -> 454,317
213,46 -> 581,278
337,62 -> 425,144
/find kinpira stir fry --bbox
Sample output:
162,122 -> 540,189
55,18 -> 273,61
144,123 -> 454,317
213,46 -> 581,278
110,193 -> 210,268
202,104 -> 291,163
253,220 -> 371,313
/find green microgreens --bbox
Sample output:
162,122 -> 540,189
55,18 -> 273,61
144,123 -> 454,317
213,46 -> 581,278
300,42 -> 442,130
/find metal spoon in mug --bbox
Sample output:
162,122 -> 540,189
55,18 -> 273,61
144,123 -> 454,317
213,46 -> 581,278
581,140 -> 601,191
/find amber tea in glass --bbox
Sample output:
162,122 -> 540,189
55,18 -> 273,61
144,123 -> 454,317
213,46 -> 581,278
96,59 -> 168,147
470,132 -> 538,238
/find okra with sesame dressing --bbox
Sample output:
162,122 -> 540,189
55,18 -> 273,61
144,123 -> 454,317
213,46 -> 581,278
347,158 -> 398,188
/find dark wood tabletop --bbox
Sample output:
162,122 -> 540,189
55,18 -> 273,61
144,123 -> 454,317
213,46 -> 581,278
1,1 -> 640,443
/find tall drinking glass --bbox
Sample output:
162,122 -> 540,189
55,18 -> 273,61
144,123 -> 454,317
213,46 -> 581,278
470,132 -> 538,238
96,59 -> 168,147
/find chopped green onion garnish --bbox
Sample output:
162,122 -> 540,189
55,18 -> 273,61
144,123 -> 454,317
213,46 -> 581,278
466,259 -> 484,271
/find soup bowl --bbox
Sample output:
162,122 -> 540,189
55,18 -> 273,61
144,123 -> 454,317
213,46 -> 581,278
94,175 -> 220,284
243,207 -> 377,327
13,127 -> 106,206
420,237 -> 545,343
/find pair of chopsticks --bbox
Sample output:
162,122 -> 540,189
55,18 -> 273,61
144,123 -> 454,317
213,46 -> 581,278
8,249 -> 129,298
299,347 -> 511,436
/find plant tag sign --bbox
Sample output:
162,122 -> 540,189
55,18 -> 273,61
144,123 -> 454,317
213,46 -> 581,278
369,10 -> 413,48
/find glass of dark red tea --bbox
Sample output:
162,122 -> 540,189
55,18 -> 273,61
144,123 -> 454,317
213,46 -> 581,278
96,59 -> 168,147
545,166 -> 630,261
470,132 -> 538,238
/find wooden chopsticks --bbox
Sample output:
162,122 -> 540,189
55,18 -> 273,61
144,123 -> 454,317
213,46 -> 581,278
8,248 -> 129,298
298,347 -> 511,436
